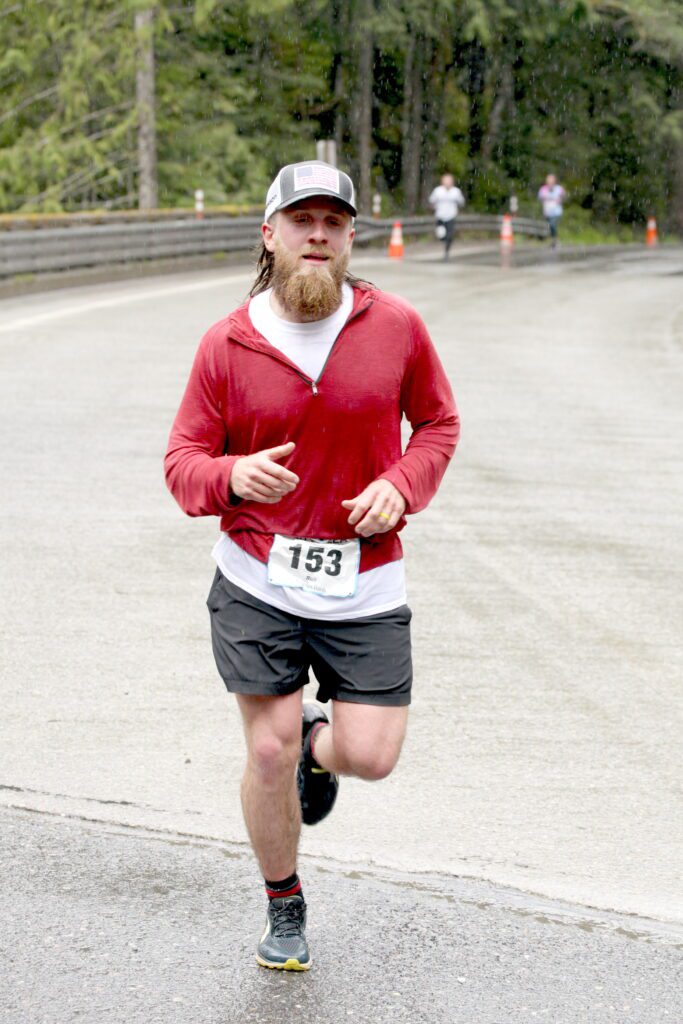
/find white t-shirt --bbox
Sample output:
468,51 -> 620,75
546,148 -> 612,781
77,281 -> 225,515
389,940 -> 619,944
429,185 -> 465,223
211,284 -> 407,620
538,184 -> 565,218
248,283 -> 353,381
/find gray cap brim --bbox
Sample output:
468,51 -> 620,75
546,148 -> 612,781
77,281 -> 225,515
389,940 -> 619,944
273,190 -> 357,218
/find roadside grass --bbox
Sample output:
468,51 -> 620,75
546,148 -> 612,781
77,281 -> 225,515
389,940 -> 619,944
544,208 -> 679,246
557,210 -> 639,245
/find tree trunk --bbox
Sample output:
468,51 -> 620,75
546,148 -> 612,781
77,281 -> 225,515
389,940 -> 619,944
481,60 -> 513,163
329,0 -> 346,156
464,40 -> 486,194
674,137 -> 683,235
420,41 -> 449,208
356,3 -> 374,213
135,8 -> 158,210
403,33 -> 424,213
400,31 -> 415,202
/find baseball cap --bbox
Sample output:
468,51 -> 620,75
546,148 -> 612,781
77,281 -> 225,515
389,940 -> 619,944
265,161 -> 357,221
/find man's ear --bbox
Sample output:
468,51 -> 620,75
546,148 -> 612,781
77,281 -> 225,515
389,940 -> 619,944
262,219 -> 276,254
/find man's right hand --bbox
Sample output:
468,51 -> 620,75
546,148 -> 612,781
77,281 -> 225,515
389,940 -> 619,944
229,442 -> 299,503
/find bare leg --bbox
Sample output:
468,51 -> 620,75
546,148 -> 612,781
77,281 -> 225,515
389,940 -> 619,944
236,691 -> 303,881
312,702 -> 409,781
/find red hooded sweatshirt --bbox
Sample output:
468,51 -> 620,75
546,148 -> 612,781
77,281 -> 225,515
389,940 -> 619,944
165,285 -> 459,573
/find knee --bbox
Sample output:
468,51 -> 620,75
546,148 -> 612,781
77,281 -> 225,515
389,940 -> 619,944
340,746 -> 399,782
248,733 -> 299,785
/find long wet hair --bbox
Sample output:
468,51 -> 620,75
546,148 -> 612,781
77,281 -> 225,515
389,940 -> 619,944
249,240 -> 375,298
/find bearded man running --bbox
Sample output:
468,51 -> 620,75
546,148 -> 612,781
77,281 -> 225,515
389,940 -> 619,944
165,160 -> 459,971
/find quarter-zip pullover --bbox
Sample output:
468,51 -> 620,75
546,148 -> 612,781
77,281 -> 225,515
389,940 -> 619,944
165,284 -> 459,574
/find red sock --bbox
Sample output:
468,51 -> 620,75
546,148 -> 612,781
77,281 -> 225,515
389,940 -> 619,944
264,873 -> 302,900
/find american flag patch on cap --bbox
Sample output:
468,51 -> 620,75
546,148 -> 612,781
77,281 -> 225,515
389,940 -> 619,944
293,165 -> 340,194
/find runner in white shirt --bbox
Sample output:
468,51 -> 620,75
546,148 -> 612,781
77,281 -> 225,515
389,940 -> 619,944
428,173 -> 466,261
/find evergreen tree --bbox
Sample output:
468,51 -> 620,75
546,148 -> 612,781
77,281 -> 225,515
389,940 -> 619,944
0,0 -> 681,227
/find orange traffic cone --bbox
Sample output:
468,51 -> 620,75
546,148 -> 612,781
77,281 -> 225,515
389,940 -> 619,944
646,217 -> 658,247
388,221 -> 404,259
500,213 -> 514,248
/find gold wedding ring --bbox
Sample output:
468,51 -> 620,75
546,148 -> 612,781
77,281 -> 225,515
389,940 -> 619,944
379,512 -> 391,521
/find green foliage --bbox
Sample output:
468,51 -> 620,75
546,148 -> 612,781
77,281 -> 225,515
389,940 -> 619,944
552,205 -> 639,244
0,1 -> 138,211
0,0 -> 681,228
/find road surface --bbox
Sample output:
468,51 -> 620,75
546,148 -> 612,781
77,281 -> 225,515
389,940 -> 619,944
1,244 -> 681,1021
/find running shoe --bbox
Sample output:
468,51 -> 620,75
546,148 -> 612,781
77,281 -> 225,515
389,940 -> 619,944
297,703 -> 339,825
256,895 -> 311,971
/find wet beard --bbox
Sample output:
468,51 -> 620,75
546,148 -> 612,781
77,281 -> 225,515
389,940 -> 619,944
271,240 -> 349,321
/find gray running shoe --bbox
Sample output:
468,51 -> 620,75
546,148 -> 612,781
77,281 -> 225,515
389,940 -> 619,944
256,895 -> 311,971
297,703 -> 339,825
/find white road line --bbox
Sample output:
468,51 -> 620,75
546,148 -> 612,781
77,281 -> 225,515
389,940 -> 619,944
0,254 -> 435,336
0,272 -> 251,335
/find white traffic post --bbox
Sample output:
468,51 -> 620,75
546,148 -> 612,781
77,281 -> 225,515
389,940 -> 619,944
315,140 -> 337,166
194,189 -> 204,220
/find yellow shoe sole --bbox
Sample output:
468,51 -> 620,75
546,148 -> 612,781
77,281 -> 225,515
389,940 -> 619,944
256,954 -> 311,971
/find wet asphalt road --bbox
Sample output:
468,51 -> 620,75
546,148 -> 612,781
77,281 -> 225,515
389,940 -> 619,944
2,808 -> 681,1024
1,243 -> 682,1018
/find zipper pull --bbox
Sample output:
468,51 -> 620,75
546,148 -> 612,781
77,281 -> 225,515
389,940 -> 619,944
311,381 -> 318,396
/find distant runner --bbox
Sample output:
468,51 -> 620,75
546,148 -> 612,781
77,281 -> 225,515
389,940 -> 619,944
537,174 -> 566,248
429,173 -> 466,261
165,160 -> 459,972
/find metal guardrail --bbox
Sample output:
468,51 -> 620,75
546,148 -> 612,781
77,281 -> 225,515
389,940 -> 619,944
0,217 -> 264,277
0,213 -> 548,277
354,214 -> 549,244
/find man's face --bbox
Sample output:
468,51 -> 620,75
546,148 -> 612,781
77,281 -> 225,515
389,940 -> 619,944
546,174 -> 556,187
262,197 -> 355,320
442,174 -> 454,189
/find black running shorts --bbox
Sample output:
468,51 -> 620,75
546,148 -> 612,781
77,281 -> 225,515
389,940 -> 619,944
207,570 -> 412,706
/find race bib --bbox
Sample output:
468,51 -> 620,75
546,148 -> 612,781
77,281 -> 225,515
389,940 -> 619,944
267,534 -> 360,598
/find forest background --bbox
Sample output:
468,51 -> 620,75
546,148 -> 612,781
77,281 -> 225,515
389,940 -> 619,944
1,0 -> 682,237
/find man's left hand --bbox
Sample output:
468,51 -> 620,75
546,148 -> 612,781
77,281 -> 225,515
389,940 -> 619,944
341,480 -> 406,537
